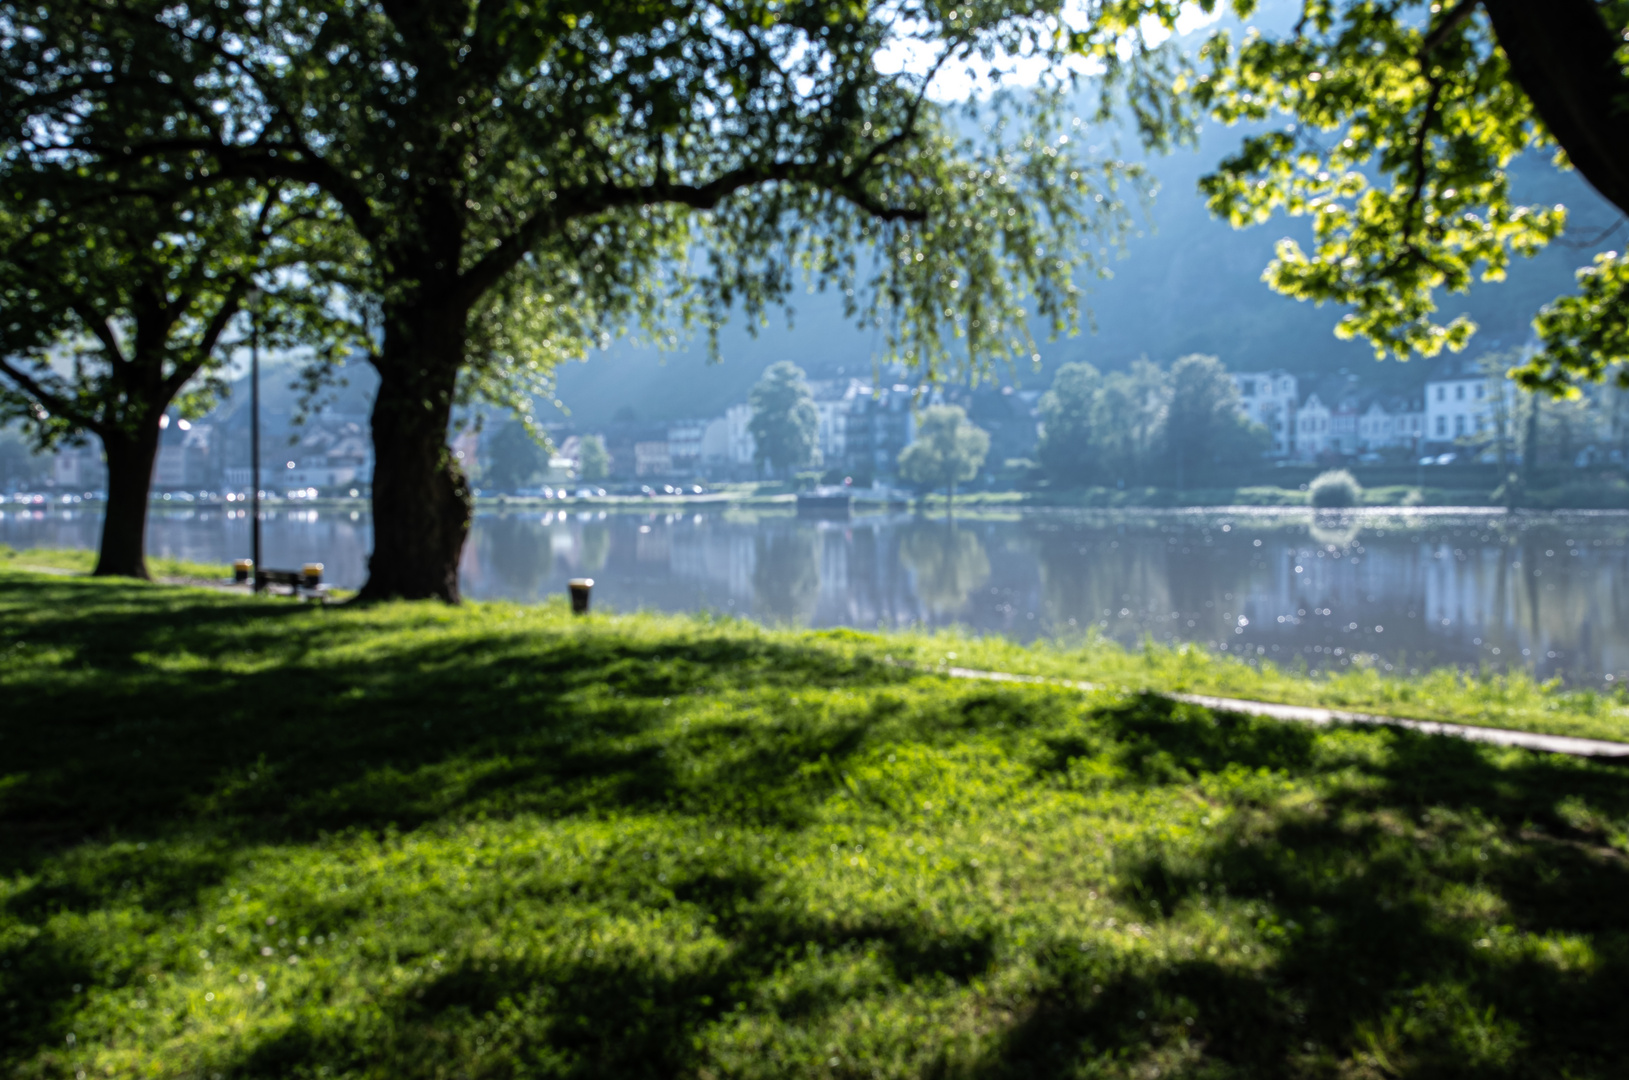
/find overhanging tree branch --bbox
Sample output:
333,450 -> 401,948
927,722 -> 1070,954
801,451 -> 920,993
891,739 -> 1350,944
457,162 -> 927,304
1419,0 -> 1480,58
0,356 -> 97,434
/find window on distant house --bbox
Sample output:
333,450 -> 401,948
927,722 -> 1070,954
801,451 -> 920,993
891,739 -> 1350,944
1456,384 -> 1466,400
1436,416 -> 1447,436
1436,386 -> 1446,401
1455,415 -> 1466,435
1475,384 -> 1484,399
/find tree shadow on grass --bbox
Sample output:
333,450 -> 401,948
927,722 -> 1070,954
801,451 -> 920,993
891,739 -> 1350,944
992,697 -> 1629,1078
8,581 -> 1629,1078
225,880 -> 1003,1080
0,581 -> 914,856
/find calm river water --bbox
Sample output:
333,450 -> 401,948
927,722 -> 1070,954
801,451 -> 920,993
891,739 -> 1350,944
6,503 -> 1629,683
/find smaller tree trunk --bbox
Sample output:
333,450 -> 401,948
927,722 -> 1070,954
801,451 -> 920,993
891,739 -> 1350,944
94,426 -> 161,579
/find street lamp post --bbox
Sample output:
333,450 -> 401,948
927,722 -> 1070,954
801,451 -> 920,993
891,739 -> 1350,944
247,287 -> 263,593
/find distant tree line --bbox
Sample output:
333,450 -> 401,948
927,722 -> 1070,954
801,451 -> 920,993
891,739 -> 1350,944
1037,354 -> 1268,489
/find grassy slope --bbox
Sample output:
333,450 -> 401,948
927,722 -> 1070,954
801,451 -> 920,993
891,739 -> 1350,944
3,572 -> 1629,1079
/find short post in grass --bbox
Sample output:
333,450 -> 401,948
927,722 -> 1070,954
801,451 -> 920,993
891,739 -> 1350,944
568,578 -> 594,615
233,559 -> 253,585
302,563 -> 324,590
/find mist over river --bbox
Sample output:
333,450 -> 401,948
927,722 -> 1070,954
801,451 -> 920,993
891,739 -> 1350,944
6,503 -> 1629,684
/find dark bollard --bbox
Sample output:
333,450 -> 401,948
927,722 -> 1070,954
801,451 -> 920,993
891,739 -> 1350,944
302,562 -> 324,590
568,577 -> 594,615
233,558 -> 253,584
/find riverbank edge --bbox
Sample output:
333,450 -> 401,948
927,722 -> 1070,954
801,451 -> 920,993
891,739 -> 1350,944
9,483 -> 1624,512
5,554 -> 1628,746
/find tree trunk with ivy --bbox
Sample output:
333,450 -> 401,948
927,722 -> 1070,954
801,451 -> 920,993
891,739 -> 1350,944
355,289 -> 472,603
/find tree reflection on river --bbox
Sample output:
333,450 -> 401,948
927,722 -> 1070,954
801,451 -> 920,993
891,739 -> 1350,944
5,503 -> 1629,682
899,524 -> 991,615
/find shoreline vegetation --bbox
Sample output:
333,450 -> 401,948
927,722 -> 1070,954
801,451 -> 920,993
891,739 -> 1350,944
4,569 -> 1629,1078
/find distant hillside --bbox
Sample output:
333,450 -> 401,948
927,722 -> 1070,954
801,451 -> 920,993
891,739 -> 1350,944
547,124 -> 1621,429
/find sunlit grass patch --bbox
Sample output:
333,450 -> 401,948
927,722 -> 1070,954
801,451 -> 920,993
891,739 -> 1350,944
2,570 -> 1629,1077
0,543 -> 231,580
859,626 -> 1629,744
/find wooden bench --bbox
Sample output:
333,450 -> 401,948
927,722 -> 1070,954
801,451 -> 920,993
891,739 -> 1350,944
234,561 -> 328,599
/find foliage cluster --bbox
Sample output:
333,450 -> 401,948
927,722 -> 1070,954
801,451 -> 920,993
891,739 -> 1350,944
749,361 -> 821,478
577,435 -> 611,484
0,0 -> 1181,596
897,405 -> 991,502
1308,470 -> 1362,509
1038,354 -> 1267,487
1189,0 -> 1629,391
480,420 -> 550,494
4,570 -> 1629,1078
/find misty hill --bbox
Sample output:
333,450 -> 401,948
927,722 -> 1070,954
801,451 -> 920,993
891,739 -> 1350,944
545,122 -> 1621,430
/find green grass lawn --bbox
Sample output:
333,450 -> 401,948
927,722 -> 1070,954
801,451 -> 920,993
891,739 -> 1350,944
0,543 -> 234,581
3,570 -> 1629,1079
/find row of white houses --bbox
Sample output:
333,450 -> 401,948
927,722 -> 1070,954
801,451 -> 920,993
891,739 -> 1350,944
1231,357 -> 1514,459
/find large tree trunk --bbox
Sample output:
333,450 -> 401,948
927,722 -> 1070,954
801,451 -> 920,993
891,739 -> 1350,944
355,300 -> 471,603
93,426 -> 160,579
1482,0 -> 1629,217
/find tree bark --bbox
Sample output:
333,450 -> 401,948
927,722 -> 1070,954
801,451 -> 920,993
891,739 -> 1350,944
355,299 -> 472,603
93,426 -> 160,579
1481,0 -> 1629,217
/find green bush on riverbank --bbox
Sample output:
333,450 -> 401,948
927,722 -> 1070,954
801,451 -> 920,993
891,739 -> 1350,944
4,569 -> 1629,1078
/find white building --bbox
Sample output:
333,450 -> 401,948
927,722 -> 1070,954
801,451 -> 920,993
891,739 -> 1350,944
154,419 -> 215,490
1391,398 -> 1427,450
1323,399 -> 1366,456
1357,402 -> 1391,449
666,421 -> 708,469
697,417 -> 731,464
635,441 -> 673,476
725,403 -> 755,466
1356,397 -> 1426,452
808,378 -> 870,465
1230,371 -> 1298,456
1294,393 -> 1333,458
1425,357 -> 1514,445
52,442 -> 107,491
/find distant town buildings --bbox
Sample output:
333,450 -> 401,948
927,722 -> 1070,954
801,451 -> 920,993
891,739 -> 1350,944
222,413 -> 376,493
8,347 -> 1563,498
1231,370 -> 1299,455
52,441 -> 107,491
551,377 -> 943,485
1228,355 -> 1517,462
1424,355 -> 1512,443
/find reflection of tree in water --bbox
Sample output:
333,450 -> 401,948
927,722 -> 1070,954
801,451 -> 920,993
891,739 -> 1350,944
752,528 -> 820,624
1309,515 -> 1362,550
899,523 -> 990,615
483,515 -> 553,599
578,522 -> 611,574
1031,522 -> 1255,639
